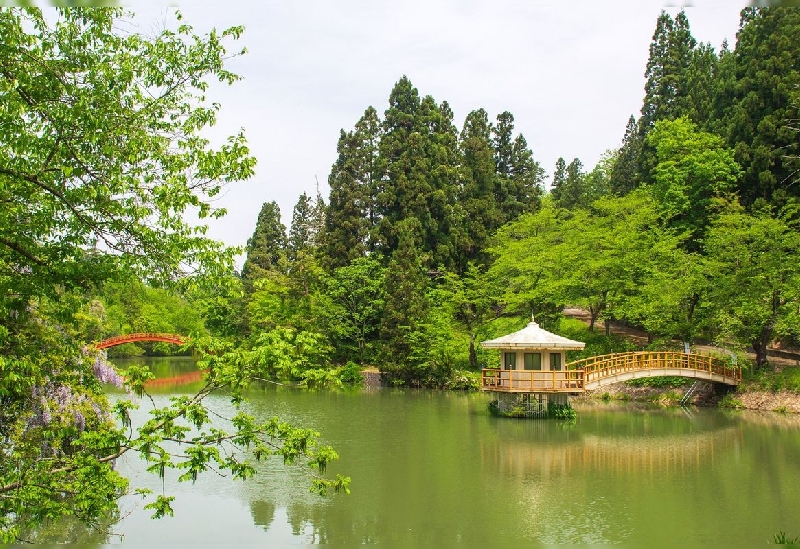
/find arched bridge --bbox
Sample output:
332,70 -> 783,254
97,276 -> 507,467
94,332 -> 187,350
481,351 -> 740,393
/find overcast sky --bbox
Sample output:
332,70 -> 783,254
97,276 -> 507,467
128,1 -> 744,259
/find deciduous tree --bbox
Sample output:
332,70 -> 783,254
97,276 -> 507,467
0,9 -> 345,542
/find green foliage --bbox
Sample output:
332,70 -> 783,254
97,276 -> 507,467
338,362 -> 365,386
741,367 -> 800,394
704,205 -> 800,369
298,368 -> 344,390
551,157 -> 594,210
647,117 -> 740,245
718,393 -> 745,410
727,7 -> 800,207
242,201 -> 288,289
548,402 -> 578,420
0,8 -> 347,541
98,279 -> 208,356
321,107 -> 382,269
610,115 -> 643,195
626,376 -> 691,389
288,192 -> 324,261
556,318 -> 637,362
640,11 -> 698,134
773,531 -> 800,545
443,370 -> 481,391
380,218 -> 429,379
321,256 -> 385,364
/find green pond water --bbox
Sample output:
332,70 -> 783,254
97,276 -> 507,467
60,358 -> 800,546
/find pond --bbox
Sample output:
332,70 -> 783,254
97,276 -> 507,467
64,358 -> 800,546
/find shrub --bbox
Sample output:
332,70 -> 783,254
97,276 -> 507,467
626,376 -> 691,389
444,370 -> 481,391
338,361 -> 364,386
548,402 -> 577,420
719,393 -> 745,410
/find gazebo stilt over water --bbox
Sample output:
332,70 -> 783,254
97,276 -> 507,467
481,318 -> 586,417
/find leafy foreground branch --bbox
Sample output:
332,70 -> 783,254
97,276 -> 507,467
0,7 -> 348,542
1,340 -> 349,543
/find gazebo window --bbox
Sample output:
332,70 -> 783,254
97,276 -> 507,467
550,353 -> 562,371
524,352 -> 541,370
504,352 -> 517,370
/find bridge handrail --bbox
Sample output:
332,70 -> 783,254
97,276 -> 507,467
94,332 -> 187,349
566,351 -> 741,383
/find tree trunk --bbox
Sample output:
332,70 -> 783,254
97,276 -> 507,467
752,340 -> 768,370
469,335 -> 477,370
589,306 -> 598,332
604,318 -> 611,337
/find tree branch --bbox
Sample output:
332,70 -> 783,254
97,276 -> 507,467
0,236 -> 46,266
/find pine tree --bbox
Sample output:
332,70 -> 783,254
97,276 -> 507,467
320,107 -> 382,269
375,76 -> 425,256
380,217 -> 428,379
562,158 -> 587,210
509,133 -> 545,216
492,111 -> 545,221
727,7 -> 800,206
493,111 -> 515,178
241,201 -> 287,288
610,115 -> 643,195
640,11 -> 697,131
709,39 -> 736,138
352,106 -> 382,251
288,192 -> 315,261
550,157 -> 567,201
458,108 -> 500,267
418,96 -> 461,268
686,42 -> 718,129
639,10 -> 700,183
377,77 -> 462,268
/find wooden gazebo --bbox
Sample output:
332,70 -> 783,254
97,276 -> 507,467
481,319 -> 586,416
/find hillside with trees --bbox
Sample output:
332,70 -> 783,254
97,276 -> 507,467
234,8 -> 800,385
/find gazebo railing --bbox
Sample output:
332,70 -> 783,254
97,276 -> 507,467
481,368 -> 584,392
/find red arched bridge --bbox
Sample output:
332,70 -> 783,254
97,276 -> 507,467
94,332 -> 187,350
481,351 -> 741,393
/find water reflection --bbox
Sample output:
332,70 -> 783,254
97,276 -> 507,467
60,358 -> 800,546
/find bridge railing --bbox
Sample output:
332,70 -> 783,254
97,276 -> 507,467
94,332 -> 187,349
481,368 -> 585,392
567,351 -> 741,384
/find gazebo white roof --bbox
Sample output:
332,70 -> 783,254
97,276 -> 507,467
481,320 -> 586,350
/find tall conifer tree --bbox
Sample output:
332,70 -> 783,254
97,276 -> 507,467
509,133 -> 545,216
727,7 -> 800,206
288,192 -> 315,260
380,217 -> 428,378
242,201 -> 287,288
376,76 -> 424,256
320,107 -> 382,269
639,10 -> 700,183
458,109 -> 499,266
610,115 -> 643,195
550,157 -> 567,202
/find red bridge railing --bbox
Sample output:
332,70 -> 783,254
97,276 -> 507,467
94,332 -> 187,349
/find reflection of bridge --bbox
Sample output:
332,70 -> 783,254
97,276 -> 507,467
94,332 -> 187,349
481,351 -> 741,393
485,425 -> 742,478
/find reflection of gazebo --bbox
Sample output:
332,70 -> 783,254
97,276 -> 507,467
481,319 -> 585,416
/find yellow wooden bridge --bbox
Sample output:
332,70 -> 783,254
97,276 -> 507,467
481,351 -> 741,393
